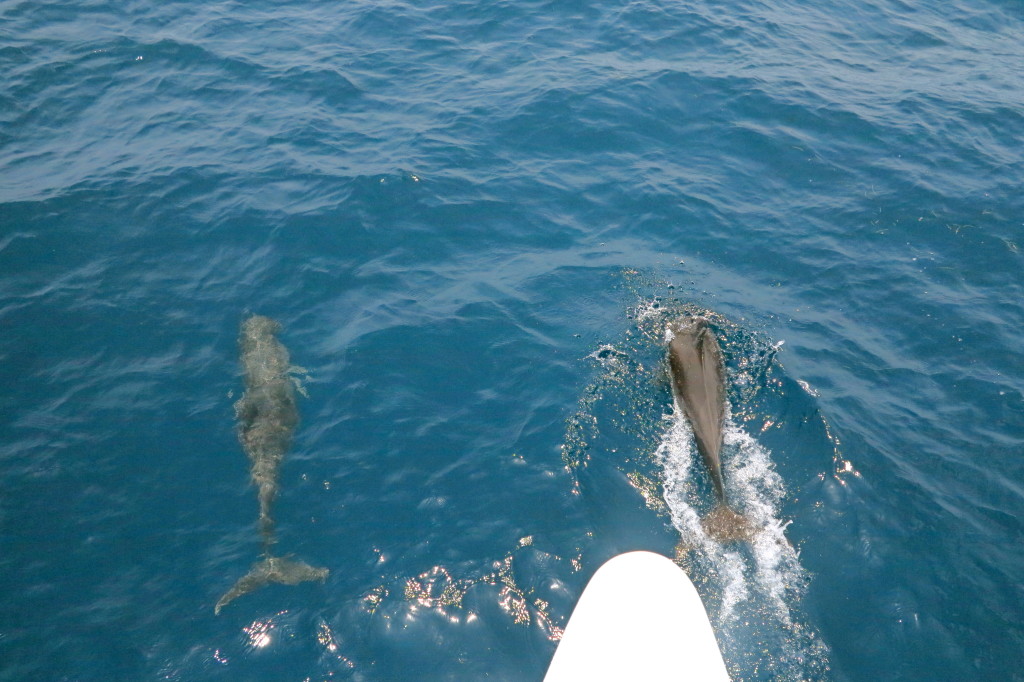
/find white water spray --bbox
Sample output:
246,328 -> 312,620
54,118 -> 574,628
656,408 -> 829,678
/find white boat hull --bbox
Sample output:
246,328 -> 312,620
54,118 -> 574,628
545,551 -> 730,681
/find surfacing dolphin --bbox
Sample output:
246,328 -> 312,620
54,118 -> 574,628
215,315 -> 328,615
667,316 -> 753,542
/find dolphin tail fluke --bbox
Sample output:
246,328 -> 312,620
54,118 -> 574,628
214,555 -> 329,615
701,504 -> 756,543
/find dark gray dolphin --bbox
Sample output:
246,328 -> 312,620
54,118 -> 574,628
215,315 -> 328,615
667,317 -> 752,542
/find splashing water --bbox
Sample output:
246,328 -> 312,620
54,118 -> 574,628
657,408 -> 830,680
559,286 -> 832,679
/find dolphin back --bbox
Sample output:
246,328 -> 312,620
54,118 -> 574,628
668,318 -> 727,503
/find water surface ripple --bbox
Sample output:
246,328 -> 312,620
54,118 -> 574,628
1,0 -> 1022,679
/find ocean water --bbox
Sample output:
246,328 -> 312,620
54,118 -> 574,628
1,0 -> 1022,678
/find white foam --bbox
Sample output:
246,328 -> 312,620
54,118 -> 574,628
655,409 -> 827,675
718,550 -> 749,622
632,299 -> 663,324
655,414 -> 746,621
584,344 -> 627,369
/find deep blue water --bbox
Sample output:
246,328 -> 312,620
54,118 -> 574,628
2,0 -> 1023,679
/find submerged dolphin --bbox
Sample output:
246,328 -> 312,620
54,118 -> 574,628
215,315 -> 328,615
667,317 -> 752,542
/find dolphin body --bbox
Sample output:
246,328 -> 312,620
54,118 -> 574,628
215,315 -> 328,615
667,317 -> 752,542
